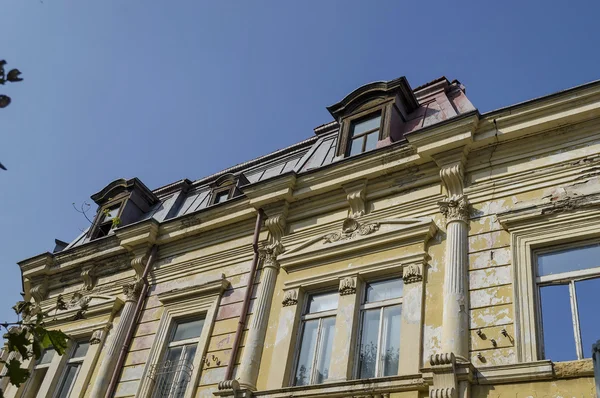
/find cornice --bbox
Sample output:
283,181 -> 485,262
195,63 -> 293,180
404,111 -> 479,160
241,172 -> 297,208
115,218 -> 159,250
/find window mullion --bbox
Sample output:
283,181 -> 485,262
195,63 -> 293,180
311,318 -> 324,384
375,307 -> 385,377
569,281 -> 584,359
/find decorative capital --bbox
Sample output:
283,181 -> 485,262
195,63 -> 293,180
438,196 -> 469,224
258,247 -> 280,271
338,276 -> 357,296
282,289 -> 298,307
342,179 -> 367,219
123,281 -> 143,302
30,277 -> 49,304
402,263 -> 423,284
81,264 -> 97,291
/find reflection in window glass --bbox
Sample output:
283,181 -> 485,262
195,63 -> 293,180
173,319 -> 205,341
315,318 -> 335,384
540,284 -> 577,361
358,308 -> 380,378
294,320 -> 319,386
56,364 -> 81,398
381,306 -> 401,376
575,278 -> 600,358
537,243 -> 600,276
351,115 -> 381,137
308,292 -> 339,313
366,279 -> 403,303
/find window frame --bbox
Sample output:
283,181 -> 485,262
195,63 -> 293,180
290,290 -> 338,386
53,341 -> 90,398
534,239 -> 600,361
498,205 -> 600,363
210,186 -> 234,206
354,277 -> 403,379
346,113 -> 382,157
137,277 -> 228,398
89,198 -> 126,240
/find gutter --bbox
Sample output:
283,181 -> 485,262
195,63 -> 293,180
224,209 -> 265,380
104,245 -> 158,398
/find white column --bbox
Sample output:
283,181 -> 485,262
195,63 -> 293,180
89,283 -> 140,397
237,254 -> 279,390
439,195 -> 469,361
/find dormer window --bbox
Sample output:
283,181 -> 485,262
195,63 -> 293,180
347,113 -> 381,156
327,76 -> 419,159
209,173 -> 249,206
88,178 -> 159,240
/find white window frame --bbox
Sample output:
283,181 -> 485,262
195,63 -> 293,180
290,291 -> 338,386
354,278 -> 403,379
137,277 -> 228,398
21,348 -> 56,398
498,205 -> 600,363
53,341 -> 90,398
534,240 -> 600,361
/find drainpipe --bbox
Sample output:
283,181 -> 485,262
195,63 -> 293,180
224,209 -> 264,380
103,245 -> 158,398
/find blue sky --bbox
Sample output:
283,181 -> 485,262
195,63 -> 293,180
1,1 -> 599,343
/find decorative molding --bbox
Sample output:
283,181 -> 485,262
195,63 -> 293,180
338,276 -> 357,296
130,251 -> 149,279
402,263 -> 423,284
429,353 -> 456,366
282,290 -> 298,307
262,202 -> 289,258
342,180 -> 367,219
157,276 -> 229,305
30,277 -> 49,304
429,388 -> 456,398
438,196 -> 469,224
323,217 -> 379,244
258,248 -> 280,271
81,264 -> 97,291
439,163 -> 464,199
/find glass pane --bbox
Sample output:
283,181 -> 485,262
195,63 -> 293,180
540,284 -> 577,361
351,115 -> 381,136
366,278 -> 403,303
165,346 -> 183,364
172,319 -> 205,342
315,317 -> 336,384
348,137 -> 363,157
365,132 -> 379,152
104,206 -> 119,220
155,346 -> 183,398
307,292 -> 338,314
537,243 -> 600,276
381,305 -> 401,376
72,341 -> 90,359
294,319 -> 319,386
358,309 -> 380,379
56,364 -> 80,398
38,348 -> 56,365
575,277 -> 600,358
214,190 -> 229,204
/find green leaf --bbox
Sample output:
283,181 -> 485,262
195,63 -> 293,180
46,330 -> 69,356
6,329 -> 30,360
5,358 -> 30,387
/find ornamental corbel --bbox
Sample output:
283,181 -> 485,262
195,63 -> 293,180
129,247 -> 152,280
338,275 -> 357,296
81,264 -> 97,291
30,276 -> 49,304
282,289 -> 298,307
402,262 -> 423,284
342,179 -> 367,219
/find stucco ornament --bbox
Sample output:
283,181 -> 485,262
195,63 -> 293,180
338,276 -> 357,295
30,277 -> 49,304
438,195 -> 469,224
402,263 -> 423,284
323,217 -> 379,243
122,281 -> 143,302
89,328 -> 106,345
281,289 -> 298,307
81,264 -> 97,291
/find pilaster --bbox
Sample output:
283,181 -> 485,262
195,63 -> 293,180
328,275 -> 361,381
237,202 -> 288,391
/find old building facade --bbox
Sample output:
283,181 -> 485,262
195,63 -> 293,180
2,76 -> 599,397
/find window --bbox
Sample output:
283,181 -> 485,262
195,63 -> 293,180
92,205 -> 120,239
347,114 -> 381,157
24,348 -> 55,397
293,292 -> 338,386
213,190 -> 230,204
536,242 -> 600,361
55,342 -> 89,398
356,278 -> 402,378
151,318 -> 205,398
